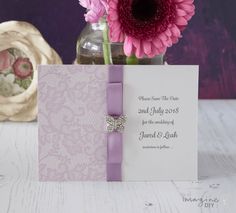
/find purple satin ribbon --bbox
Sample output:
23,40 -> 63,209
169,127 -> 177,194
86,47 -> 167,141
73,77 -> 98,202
107,66 -> 123,181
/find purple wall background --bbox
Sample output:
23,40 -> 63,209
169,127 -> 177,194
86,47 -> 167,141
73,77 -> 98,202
166,0 -> 236,99
0,0 -> 236,98
0,0 -> 86,64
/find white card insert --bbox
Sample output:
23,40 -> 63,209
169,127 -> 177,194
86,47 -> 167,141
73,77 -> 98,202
123,65 -> 198,181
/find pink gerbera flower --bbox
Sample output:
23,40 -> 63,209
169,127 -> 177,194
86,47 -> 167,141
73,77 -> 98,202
79,0 -> 108,23
107,0 -> 195,58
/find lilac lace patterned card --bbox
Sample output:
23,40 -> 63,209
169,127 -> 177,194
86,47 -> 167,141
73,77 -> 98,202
38,65 -> 107,181
38,65 -> 198,181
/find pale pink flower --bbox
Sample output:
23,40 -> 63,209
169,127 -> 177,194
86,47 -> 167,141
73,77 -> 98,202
107,0 -> 195,58
79,0 -> 108,23
0,50 -> 14,72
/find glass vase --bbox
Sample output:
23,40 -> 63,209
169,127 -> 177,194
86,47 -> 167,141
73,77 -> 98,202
76,18 -> 164,65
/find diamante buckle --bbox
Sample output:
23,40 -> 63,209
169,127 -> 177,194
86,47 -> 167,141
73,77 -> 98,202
106,115 -> 126,132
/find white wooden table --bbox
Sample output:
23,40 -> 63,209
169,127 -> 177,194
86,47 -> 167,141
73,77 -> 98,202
0,100 -> 236,213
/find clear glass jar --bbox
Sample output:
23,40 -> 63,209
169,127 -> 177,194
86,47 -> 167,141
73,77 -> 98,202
76,18 -> 164,65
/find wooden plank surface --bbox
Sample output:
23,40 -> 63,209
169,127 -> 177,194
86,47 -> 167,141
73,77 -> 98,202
0,100 -> 236,213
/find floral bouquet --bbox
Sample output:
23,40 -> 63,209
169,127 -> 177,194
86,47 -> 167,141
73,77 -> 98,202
79,0 -> 195,64
0,49 -> 33,97
0,21 -> 62,121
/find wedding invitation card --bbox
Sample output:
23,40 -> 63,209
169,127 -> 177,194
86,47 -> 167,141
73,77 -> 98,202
38,65 -> 198,181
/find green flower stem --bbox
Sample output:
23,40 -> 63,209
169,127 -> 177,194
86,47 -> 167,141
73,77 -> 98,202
126,55 -> 139,65
102,20 -> 112,65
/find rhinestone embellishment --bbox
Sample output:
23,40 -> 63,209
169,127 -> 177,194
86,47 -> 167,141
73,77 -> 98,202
106,115 -> 126,132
